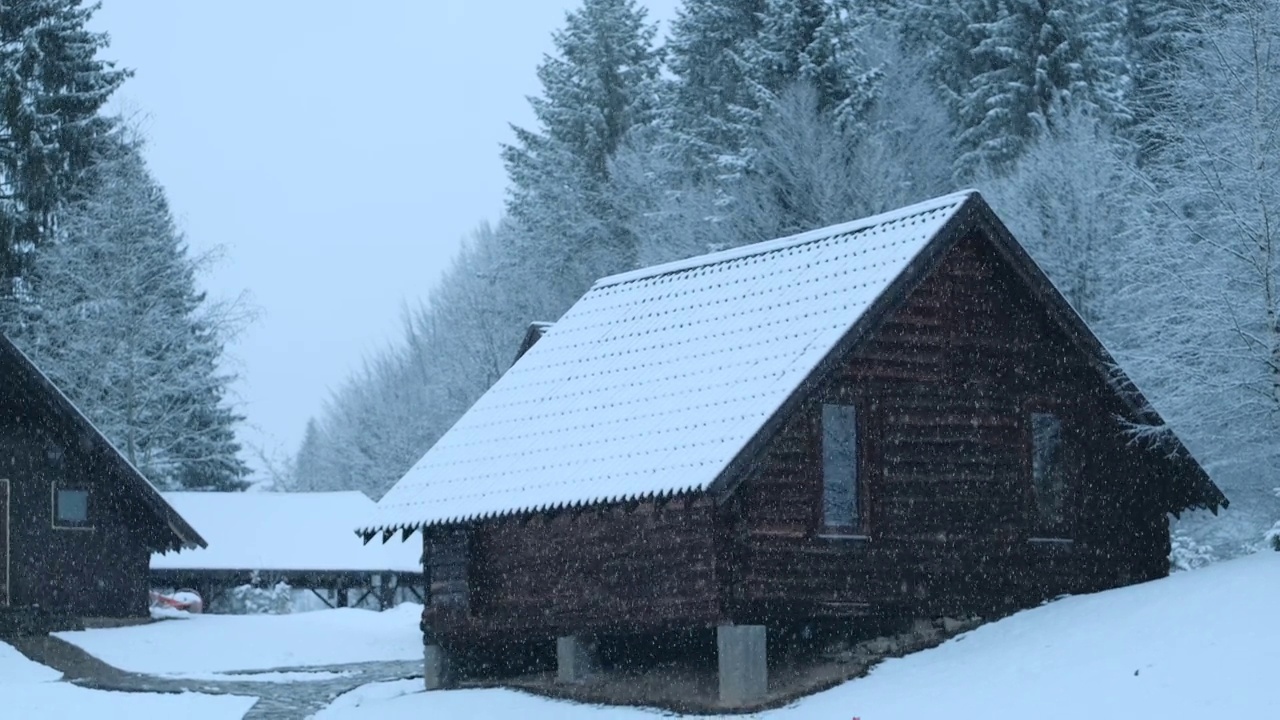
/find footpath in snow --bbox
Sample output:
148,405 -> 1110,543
0,640 -> 255,719
314,552 -> 1279,720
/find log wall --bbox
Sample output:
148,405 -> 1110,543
725,231 -> 1172,623
425,498 -> 721,641
0,398 -> 152,618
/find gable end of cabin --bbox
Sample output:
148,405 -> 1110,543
716,221 -> 1181,626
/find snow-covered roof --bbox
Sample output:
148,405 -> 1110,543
362,191 -> 976,535
154,492 -> 420,572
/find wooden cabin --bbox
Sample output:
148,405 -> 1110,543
360,191 -> 1227,707
0,334 -> 204,632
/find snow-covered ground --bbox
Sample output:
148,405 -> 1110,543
55,602 -> 423,676
312,679 -> 664,719
0,640 -> 255,719
314,552 -> 1279,720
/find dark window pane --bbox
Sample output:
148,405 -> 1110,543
57,488 -> 88,524
430,528 -> 469,611
1031,412 -> 1067,530
822,404 -> 859,529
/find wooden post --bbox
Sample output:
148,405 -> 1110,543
378,572 -> 398,610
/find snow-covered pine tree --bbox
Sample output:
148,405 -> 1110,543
16,134 -> 249,491
0,0 -> 129,323
286,419 -> 326,492
715,27 -> 954,247
894,0 -> 988,110
663,0 -> 765,179
1122,0 -> 1214,160
168,377 -> 251,491
614,6 -> 956,277
729,0 -> 881,173
502,0 -> 662,309
910,0 -> 1129,177
291,220 -> 536,499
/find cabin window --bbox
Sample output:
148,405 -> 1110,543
822,403 -> 860,531
1030,412 -> 1069,534
429,527 -> 470,612
54,486 -> 90,527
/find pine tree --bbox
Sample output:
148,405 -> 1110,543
746,0 -> 858,111
895,0 -> 988,109
168,354 -> 250,491
288,419 -> 326,492
663,0 -> 765,178
1122,0 -> 1219,160
730,0 -> 881,172
0,0 -> 129,318
502,0 -> 662,306
16,134 -> 249,491
290,221 -> 538,500
962,0 -> 1129,175
906,0 -> 1129,176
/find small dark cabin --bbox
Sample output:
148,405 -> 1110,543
361,191 -> 1227,707
0,335 -> 205,628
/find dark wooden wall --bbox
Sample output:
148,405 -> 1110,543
724,231 -> 1172,624
425,499 -> 722,642
0,382 -> 153,618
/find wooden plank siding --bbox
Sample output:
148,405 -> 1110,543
421,224 -> 1183,644
0,398 -> 154,618
0,336 -> 202,621
723,231 -> 1171,624
424,498 -> 721,642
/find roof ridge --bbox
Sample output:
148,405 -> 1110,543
593,190 -> 978,289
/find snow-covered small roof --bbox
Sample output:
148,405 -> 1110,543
512,320 -> 555,364
154,492 -> 420,572
363,191 -> 975,535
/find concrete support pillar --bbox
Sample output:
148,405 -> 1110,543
424,643 -> 453,690
556,634 -> 599,683
717,624 -> 767,707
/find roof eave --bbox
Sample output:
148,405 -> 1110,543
359,487 -> 707,541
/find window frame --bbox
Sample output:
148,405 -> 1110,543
1023,400 -> 1076,541
51,482 -> 93,531
817,400 -> 871,538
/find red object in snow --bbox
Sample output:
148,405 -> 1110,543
150,588 -> 204,613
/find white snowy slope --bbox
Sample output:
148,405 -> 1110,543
153,491 -> 420,571
0,640 -> 256,718
366,191 -> 974,533
54,602 -> 423,676
314,552 -> 1279,720
0,641 -> 63,685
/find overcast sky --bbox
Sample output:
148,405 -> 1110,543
91,0 -> 680,477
